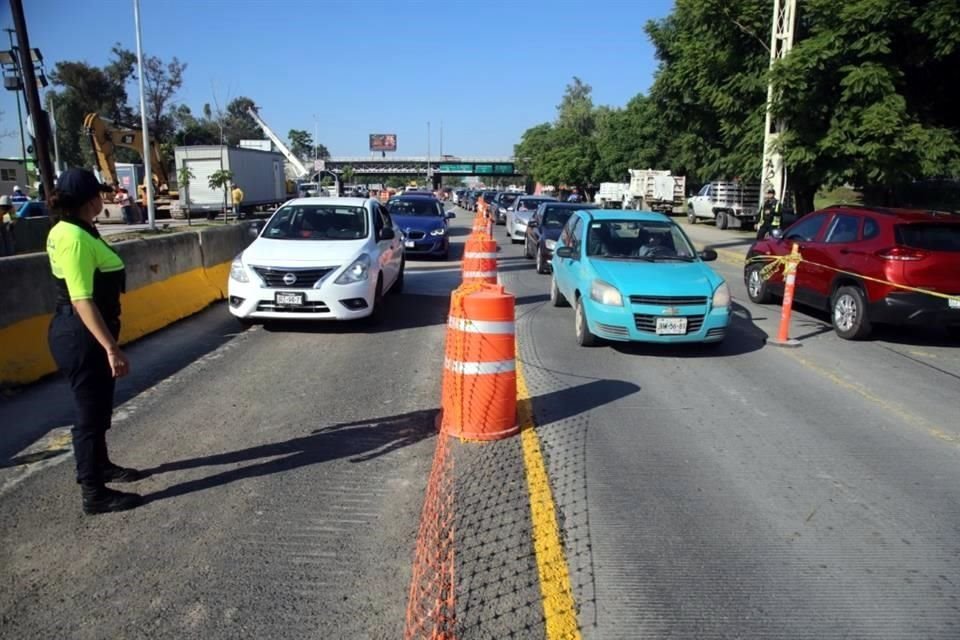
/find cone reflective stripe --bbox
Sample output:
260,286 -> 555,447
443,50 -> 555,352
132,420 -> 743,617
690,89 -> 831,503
461,235 -> 498,285
441,284 -> 518,440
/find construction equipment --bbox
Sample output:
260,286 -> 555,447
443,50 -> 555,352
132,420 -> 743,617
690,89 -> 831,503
246,105 -> 340,195
83,112 -> 171,196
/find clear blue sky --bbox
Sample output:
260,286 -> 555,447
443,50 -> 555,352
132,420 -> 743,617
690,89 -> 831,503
0,0 -> 672,160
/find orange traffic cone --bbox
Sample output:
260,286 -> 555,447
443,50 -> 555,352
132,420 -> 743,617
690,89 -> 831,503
441,284 -> 518,440
461,234 -> 498,285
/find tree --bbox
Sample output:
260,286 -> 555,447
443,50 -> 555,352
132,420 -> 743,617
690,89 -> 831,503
221,97 -> 261,146
177,165 -> 195,225
47,45 -> 138,168
142,54 -> 186,143
771,0 -> 960,209
315,143 -> 331,160
341,165 -> 355,184
288,129 -> 314,160
208,169 -> 234,221
557,76 -> 596,137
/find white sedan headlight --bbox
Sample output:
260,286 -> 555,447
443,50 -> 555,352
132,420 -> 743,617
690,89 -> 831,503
335,254 -> 371,285
545,239 -> 557,250
430,227 -> 446,236
229,255 -> 249,282
590,279 -> 623,306
712,282 -> 731,308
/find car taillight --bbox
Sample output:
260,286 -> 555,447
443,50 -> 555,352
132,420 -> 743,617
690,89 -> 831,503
877,246 -> 927,261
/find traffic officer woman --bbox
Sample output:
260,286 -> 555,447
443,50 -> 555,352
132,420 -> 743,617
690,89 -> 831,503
46,168 -> 144,515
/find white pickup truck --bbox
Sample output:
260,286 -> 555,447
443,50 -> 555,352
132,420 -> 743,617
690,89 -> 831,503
595,182 -> 628,208
686,181 -> 761,229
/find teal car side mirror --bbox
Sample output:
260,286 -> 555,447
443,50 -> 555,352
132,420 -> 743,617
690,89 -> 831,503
699,248 -> 718,262
556,246 -> 575,259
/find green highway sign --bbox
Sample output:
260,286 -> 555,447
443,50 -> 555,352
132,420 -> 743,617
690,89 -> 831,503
439,163 -> 474,172
474,164 -> 494,174
495,163 -> 515,174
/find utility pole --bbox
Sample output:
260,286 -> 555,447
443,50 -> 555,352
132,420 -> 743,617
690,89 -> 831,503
439,120 -> 443,159
760,0 -> 797,203
9,1 -> 54,198
133,0 -> 156,229
426,121 -> 431,187
48,92 -> 61,172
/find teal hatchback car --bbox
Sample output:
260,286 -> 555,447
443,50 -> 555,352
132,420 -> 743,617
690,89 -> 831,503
550,210 -> 731,346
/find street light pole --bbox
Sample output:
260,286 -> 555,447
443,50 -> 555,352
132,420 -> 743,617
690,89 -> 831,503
48,92 -> 61,172
132,0 -> 156,229
426,120 -> 431,187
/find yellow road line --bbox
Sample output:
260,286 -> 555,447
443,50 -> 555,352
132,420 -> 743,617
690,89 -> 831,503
781,350 -> 959,446
516,359 -> 582,640
715,248 -> 746,267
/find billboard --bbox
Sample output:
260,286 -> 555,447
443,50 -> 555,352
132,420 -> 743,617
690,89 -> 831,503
369,133 -> 397,152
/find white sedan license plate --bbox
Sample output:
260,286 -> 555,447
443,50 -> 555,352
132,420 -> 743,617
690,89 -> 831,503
656,317 -> 688,335
405,240 -> 416,248
950,297 -> 960,309
275,292 -> 304,306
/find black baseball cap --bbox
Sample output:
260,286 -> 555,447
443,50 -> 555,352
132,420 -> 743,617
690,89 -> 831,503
56,168 -> 113,202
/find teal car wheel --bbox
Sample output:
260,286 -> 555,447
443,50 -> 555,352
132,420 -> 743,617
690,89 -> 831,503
575,297 -> 599,347
550,274 -> 568,307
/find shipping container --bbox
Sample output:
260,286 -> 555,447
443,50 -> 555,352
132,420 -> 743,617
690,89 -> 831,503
174,146 -> 287,215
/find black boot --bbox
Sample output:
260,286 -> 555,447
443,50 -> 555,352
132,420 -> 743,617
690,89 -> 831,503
82,484 -> 144,515
103,462 -> 146,483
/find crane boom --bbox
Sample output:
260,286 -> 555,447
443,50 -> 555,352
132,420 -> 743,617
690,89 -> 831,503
246,105 -> 310,178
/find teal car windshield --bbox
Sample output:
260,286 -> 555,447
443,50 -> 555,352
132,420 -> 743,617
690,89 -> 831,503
586,220 -> 697,261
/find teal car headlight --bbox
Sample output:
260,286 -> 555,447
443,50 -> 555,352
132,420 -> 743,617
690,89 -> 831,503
590,279 -> 623,306
712,282 -> 731,308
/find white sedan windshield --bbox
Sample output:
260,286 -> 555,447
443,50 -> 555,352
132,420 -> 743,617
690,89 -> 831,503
263,205 -> 369,241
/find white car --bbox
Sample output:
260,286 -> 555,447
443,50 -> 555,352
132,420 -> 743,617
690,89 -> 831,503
228,197 -> 404,324
506,196 -> 556,244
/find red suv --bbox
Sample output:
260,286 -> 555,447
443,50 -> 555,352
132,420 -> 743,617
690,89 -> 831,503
744,205 -> 960,339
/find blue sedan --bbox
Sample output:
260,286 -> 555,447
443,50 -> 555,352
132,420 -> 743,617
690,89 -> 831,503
550,210 -> 730,346
387,195 -> 456,259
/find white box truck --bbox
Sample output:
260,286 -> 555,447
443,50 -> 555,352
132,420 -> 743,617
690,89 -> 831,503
174,145 -> 289,218
624,169 -> 687,215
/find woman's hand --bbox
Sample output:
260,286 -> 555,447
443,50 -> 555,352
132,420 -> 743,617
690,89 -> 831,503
107,347 -> 131,378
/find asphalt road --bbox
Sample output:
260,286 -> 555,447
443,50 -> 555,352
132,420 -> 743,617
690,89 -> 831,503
0,220 -> 465,638
498,211 -> 960,639
3,206 -> 958,639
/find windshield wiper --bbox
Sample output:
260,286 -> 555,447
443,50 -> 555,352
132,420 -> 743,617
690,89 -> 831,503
650,255 -> 696,262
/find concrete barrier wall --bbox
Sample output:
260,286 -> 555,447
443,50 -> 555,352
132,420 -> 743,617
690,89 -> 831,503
0,224 -> 254,386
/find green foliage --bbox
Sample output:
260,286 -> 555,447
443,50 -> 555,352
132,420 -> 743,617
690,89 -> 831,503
208,169 -> 234,192
288,129 -> 314,161
177,165 -> 195,189
341,165 -> 355,183
515,0 -> 960,212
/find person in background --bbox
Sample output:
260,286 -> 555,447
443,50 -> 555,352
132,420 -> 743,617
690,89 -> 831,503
45,168 -> 144,515
756,188 -> 781,240
0,195 -> 15,255
11,185 -> 29,205
567,186 -> 584,203
231,183 -> 245,220
116,187 -> 133,224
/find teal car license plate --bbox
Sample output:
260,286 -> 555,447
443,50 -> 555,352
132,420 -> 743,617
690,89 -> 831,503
656,317 -> 687,335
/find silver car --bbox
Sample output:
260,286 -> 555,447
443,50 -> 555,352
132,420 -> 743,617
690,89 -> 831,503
506,196 -> 556,243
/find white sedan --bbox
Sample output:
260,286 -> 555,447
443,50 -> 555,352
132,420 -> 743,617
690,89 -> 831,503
507,196 -> 556,243
228,197 -> 404,324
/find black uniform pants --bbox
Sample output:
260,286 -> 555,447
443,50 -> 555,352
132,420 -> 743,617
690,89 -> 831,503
48,306 -> 119,487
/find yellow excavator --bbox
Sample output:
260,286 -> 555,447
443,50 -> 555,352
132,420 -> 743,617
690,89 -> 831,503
83,112 -> 173,199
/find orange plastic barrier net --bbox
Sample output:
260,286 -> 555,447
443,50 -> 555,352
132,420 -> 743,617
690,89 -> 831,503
404,425 -> 456,639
